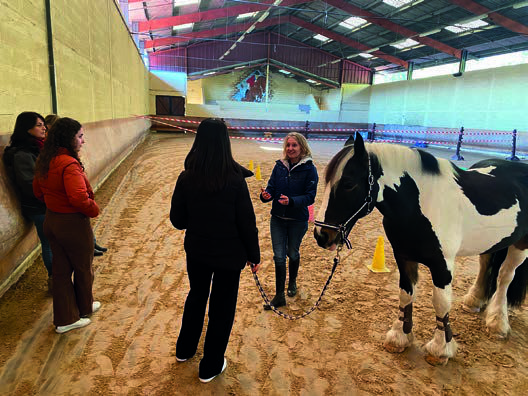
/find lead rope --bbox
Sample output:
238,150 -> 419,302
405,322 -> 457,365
251,246 -> 342,320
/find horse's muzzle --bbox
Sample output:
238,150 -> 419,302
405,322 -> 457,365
314,226 -> 338,251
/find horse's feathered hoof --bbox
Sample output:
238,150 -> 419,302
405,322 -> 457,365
425,354 -> 449,366
462,304 -> 481,313
384,343 -> 406,353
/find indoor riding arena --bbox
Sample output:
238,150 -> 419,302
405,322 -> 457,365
1,1 -> 528,395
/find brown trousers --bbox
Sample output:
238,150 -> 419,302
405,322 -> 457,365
44,210 -> 94,326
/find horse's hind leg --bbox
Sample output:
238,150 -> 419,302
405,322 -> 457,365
384,257 -> 417,353
486,245 -> 528,338
463,253 -> 492,312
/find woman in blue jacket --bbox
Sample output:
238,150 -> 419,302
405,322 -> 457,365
260,132 -> 318,310
170,118 -> 260,383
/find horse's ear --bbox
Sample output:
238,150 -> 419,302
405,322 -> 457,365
353,132 -> 366,157
344,135 -> 354,146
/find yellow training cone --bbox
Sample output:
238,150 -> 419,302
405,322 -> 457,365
367,236 -> 390,273
255,165 -> 262,181
248,160 -> 254,171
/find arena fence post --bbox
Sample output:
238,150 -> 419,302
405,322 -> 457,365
451,126 -> 465,161
506,129 -> 520,161
304,120 -> 310,139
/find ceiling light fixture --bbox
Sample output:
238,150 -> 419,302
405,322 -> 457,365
172,23 -> 194,31
339,16 -> 367,29
237,12 -> 258,20
313,34 -> 331,42
173,0 -> 200,7
513,1 -> 528,8
419,28 -> 441,37
445,19 -> 488,33
382,0 -> 413,8
391,38 -> 419,49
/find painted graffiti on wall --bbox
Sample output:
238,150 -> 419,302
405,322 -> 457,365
232,70 -> 271,102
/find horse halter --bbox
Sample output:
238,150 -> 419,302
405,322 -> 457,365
315,153 -> 375,249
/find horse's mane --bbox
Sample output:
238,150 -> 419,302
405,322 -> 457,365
325,145 -> 353,183
326,142 -> 454,185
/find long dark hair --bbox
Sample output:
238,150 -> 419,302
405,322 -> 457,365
8,111 -> 45,148
184,118 -> 240,192
35,117 -> 83,178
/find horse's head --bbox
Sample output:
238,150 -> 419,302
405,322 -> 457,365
314,133 -> 378,250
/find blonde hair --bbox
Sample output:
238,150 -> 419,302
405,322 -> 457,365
282,132 -> 312,160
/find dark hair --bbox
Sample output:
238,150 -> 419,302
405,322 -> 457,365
184,118 -> 240,192
35,117 -> 83,178
8,111 -> 45,148
44,114 -> 60,129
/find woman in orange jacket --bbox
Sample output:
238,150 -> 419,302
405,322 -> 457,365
33,117 -> 100,334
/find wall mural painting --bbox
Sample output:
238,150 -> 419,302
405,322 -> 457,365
232,70 -> 271,102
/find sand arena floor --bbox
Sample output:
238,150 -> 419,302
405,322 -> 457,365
0,133 -> 527,395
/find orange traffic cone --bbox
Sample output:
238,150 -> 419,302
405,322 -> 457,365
367,236 -> 390,273
248,160 -> 254,171
308,205 -> 315,222
255,165 -> 262,181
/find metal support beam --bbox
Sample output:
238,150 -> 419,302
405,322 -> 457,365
289,16 -> 408,68
449,0 -> 528,35
137,0 -> 309,32
325,0 -> 462,59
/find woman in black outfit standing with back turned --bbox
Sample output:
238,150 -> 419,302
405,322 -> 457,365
170,118 -> 260,383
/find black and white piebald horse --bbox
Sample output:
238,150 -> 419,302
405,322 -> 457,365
314,133 -> 528,365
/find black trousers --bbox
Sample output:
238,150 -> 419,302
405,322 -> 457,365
176,258 -> 241,377
44,210 -> 94,326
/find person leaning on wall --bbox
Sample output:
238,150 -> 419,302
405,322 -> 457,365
45,114 -> 108,258
170,118 -> 261,383
259,132 -> 318,310
33,117 -> 101,334
2,112 -> 53,292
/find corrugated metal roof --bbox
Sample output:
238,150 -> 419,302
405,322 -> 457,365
126,0 -> 528,84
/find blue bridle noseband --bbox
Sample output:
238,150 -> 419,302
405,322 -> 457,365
315,154 -> 375,249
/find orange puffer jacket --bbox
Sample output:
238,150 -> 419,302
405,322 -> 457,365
33,150 -> 99,218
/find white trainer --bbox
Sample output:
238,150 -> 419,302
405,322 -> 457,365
92,301 -> 101,313
56,318 -> 91,334
199,358 -> 227,383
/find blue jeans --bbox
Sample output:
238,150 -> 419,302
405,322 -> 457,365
27,213 -> 53,277
270,215 -> 308,267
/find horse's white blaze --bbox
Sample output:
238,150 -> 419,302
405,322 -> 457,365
315,183 -> 332,227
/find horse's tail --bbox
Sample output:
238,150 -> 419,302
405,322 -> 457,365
484,248 -> 528,307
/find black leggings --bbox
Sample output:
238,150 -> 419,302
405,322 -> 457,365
176,259 -> 241,375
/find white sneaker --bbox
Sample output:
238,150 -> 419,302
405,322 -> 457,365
199,358 -> 227,383
56,318 -> 91,334
92,301 -> 101,313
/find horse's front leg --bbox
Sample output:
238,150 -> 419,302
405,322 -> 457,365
423,260 -> 457,366
384,257 -> 417,353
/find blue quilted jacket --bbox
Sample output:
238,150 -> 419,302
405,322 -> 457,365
260,157 -> 318,221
